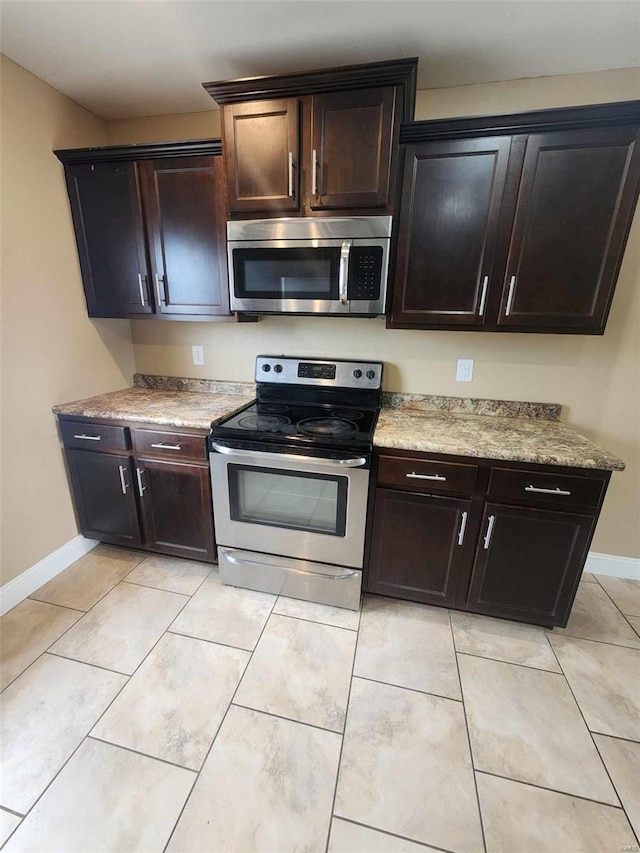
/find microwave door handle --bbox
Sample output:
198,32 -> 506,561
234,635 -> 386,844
339,240 -> 352,306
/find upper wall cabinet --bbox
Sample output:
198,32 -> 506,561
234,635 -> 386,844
390,101 -> 640,334
55,141 -> 237,321
204,58 -> 418,218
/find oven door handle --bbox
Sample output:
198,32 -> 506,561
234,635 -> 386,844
210,441 -> 368,468
219,547 -> 360,580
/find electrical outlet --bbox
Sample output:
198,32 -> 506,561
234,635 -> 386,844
456,358 -> 474,382
192,345 -> 205,366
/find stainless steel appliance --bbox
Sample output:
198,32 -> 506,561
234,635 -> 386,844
226,216 -> 392,315
209,355 -> 384,609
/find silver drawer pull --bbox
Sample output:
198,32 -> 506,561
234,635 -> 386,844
525,485 -> 571,496
505,275 -> 516,316
150,442 -> 182,451
118,465 -> 129,495
73,434 -> 101,441
136,467 -> 146,497
478,275 -> 489,316
406,472 -> 447,481
483,514 -> 496,550
457,511 -> 468,546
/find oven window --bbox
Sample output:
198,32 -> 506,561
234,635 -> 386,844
233,248 -> 340,300
228,465 -> 347,536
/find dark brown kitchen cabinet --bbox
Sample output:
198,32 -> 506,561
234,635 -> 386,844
205,58 -> 418,217
497,126 -> 640,331
55,140 -> 242,322
139,156 -> 230,316
134,458 -> 215,562
368,488 -> 472,607
64,162 -> 153,317
390,101 -> 640,334
391,137 -> 514,327
66,449 -> 141,547
367,449 -> 610,627
223,98 -> 300,213
59,416 -> 215,562
466,503 -> 595,626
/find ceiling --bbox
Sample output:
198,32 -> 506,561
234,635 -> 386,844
1,0 -> 639,120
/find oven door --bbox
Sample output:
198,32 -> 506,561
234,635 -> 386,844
210,442 -> 370,568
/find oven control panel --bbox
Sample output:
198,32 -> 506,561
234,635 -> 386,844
256,356 -> 383,389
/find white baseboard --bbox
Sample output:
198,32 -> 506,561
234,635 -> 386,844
0,535 -> 99,616
584,551 -> 640,581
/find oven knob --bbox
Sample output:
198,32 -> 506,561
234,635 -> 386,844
353,369 -> 363,379
273,364 -> 283,373
366,369 -> 376,380
261,364 -> 271,372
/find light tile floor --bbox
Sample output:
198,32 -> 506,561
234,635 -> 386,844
1,548 -> 639,852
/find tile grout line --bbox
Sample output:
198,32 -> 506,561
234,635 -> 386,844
0,807 -> 25,819
589,577 -> 640,640
166,628 -> 254,654
270,607 -> 359,632
230,702 -> 345,736
454,648 -> 563,675
544,636 -> 628,817
161,584 -> 280,853
44,650 -> 131,677
87,735 -> 200,775
475,768 -> 627,811
354,673 -> 463,703
450,609 -> 488,853
331,816 -> 458,853
551,628 -> 640,652
323,594 -> 361,853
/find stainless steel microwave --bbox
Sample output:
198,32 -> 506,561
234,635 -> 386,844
227,216 -> 392,315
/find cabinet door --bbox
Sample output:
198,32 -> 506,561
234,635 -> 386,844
64,162 -> 152,317
135,459 -> 215,562
467,503 -> 595,626
390,137 -> 513,327
368,488 -> 471,607
140,157 -> 229,317
66,450 -> 141,547
498,126 -> 640,332
223,98 -> 300,213
310,87 -> 397,210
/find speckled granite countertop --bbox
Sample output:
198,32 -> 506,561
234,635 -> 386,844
53,376 -> 254,431
375,397 -> 625,471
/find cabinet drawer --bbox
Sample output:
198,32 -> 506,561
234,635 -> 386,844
60,420 -> 128,453
377,454 -> 478,495
488,467 -> 605,509
132,428 -> 207,462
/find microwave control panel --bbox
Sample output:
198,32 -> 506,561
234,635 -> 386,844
348,247 -> 383,301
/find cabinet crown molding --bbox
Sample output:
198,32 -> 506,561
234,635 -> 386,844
400,99 -> 640,143
203,57 -> 419,122
54,138 -> 222,165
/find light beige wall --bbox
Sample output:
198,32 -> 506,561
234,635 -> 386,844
1,56 -> 136,585
113,67 -> 640,559
105,110 -> 221,145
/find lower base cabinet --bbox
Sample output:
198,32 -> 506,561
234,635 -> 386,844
66,449 -> 141,548
368,489 -> 471,607
466,503 -> 596,626
60,418 -> 216,563
135,458 -> 215,561
367,450 -> 609,627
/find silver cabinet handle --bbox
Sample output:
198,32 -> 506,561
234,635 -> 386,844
457,511 -> 468,546
211,441 -> 367,468
311,148 -> 318,195
136,467 -> 146,497
483,514 -> 496,550
155,273 -> 167,305
525,485 -> 571,496
288,151 -> 294,197
505,275 -> 516,316
478,275 -> 489,316
406,472 -> 446,481
150,442 -> 182,451
137,273 -> 146,306
118,465 -> 129,495
339,240 -> 352,305
73,434 -> 101,441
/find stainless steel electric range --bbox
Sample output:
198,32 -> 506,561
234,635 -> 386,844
209,355 -> 383,610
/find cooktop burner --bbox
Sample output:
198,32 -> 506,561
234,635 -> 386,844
238,413 -> 291,431
298,417 -> 359,437
330,409 -> 364,421
257,404 -> 290,415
